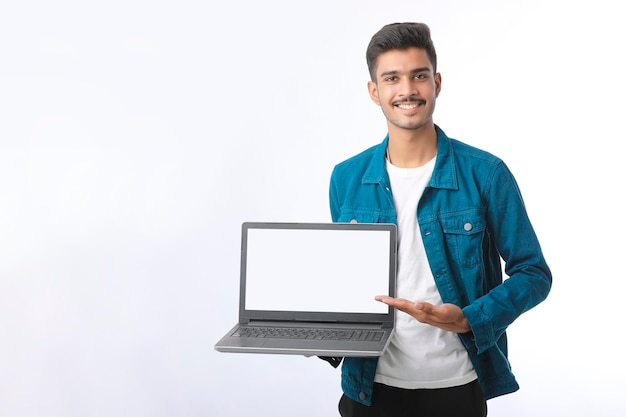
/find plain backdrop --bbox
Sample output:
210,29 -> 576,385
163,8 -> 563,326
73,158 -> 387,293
1,0 -> 624,416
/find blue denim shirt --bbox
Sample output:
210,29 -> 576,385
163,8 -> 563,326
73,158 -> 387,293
328,126 -> 552,405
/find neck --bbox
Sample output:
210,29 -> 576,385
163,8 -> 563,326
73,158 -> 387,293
386,124 -> 438,168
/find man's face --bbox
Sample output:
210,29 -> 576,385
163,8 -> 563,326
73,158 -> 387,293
368,47 -> 441,133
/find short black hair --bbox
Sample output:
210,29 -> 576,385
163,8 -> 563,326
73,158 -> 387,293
366,22 -> 438,81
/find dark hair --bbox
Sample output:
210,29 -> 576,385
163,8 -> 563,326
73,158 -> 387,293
366,22 -> 437,81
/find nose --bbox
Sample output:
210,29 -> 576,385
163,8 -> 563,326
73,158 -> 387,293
398,76 -> 417,97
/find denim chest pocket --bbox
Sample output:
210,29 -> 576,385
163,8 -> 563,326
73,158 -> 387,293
439,213 -> 486,267
337,209 -> 394,224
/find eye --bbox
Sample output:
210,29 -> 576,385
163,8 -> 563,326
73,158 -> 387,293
414,73 -> 427,80
384,76 -> 398,82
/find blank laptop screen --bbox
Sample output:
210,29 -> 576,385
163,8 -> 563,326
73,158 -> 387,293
244,227 -> 393,314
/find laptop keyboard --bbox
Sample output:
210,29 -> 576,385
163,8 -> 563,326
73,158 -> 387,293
233,326 -> 385,342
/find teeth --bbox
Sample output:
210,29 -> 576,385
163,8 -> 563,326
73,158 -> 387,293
397,103 -> 419,109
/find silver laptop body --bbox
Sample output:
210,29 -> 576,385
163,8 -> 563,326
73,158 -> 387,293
214,221 -> 397,357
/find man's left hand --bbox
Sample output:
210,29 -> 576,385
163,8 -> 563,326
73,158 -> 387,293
375,296 -> 471,334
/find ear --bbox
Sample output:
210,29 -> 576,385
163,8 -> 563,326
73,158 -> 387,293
368,81 -> 381,106
434,72 -> 442,97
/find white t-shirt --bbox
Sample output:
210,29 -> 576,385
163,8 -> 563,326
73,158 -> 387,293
374,155 -> 477,389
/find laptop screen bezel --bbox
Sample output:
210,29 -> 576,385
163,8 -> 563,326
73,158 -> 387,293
238,222 -> 397,326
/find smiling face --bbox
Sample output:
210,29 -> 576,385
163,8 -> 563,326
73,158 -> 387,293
368,47 -> 441,136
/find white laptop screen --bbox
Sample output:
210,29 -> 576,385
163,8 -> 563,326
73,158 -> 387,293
243,227 -> 392,314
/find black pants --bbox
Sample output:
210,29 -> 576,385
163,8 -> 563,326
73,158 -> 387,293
338,380 -> 487,417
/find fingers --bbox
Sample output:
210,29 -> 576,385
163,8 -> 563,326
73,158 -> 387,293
375,296 -> 428,318
375,297 -> 470,333
375,295 -> 416,312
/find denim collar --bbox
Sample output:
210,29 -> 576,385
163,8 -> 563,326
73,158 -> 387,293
362,124 -> 459,190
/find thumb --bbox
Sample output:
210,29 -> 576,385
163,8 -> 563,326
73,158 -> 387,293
414,301 -> 435,313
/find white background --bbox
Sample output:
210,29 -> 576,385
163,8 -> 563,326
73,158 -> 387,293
1,0 -> 624,416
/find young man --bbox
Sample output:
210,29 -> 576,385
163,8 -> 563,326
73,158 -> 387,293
326,23 -> 552,416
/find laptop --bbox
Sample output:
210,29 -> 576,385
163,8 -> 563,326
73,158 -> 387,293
214,221 -> 397,357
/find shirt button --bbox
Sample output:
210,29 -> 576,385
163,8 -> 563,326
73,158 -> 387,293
464,222 -> 473,231
359,392 -> 367,401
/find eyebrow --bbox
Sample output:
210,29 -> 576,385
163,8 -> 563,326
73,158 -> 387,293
379,67 -> 432,78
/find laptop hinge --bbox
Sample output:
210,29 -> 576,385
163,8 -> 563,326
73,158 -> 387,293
246,320 -> 384,329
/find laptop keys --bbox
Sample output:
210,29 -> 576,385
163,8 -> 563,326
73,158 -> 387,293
233,327 -> 384,341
